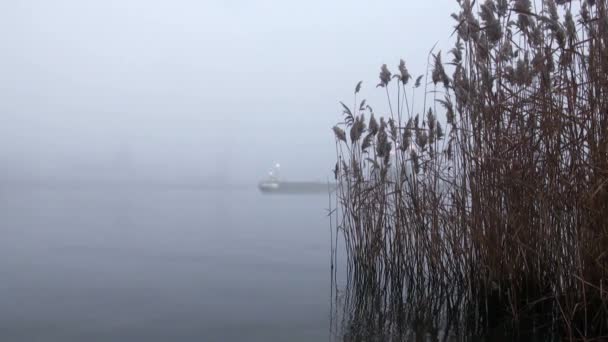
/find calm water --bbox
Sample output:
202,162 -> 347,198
0,185 -> 334,341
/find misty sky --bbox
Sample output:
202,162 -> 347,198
0,0 -> 458,184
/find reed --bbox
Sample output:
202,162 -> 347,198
330,0 -> 608,340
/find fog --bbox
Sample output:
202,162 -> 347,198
0,0 -> 457,185
0,1 -> 467,340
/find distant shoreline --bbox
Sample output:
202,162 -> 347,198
0,180 -> 257,191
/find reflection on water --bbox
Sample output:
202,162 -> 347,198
329,266 -> 559,342
0,185 -> 331,342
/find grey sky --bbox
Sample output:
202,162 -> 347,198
0,0 -> 458,184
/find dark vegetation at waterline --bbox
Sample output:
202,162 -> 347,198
330,0 -> 608,340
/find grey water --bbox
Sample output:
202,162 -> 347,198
0,184 -> 333,342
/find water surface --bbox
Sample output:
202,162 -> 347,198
0,185 -> 332,341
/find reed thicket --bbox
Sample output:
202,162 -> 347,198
331,0 -> 608,340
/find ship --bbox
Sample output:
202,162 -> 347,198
258,163 -> 335,194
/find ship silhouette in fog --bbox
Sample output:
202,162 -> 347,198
258,163 -> 335,194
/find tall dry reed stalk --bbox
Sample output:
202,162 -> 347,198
330,0 -> 608,340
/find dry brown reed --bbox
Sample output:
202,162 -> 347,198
330,0 -> 608,340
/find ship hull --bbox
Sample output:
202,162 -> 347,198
258,181 -> 335,194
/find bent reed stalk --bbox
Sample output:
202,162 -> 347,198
330,0 -> 608,340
